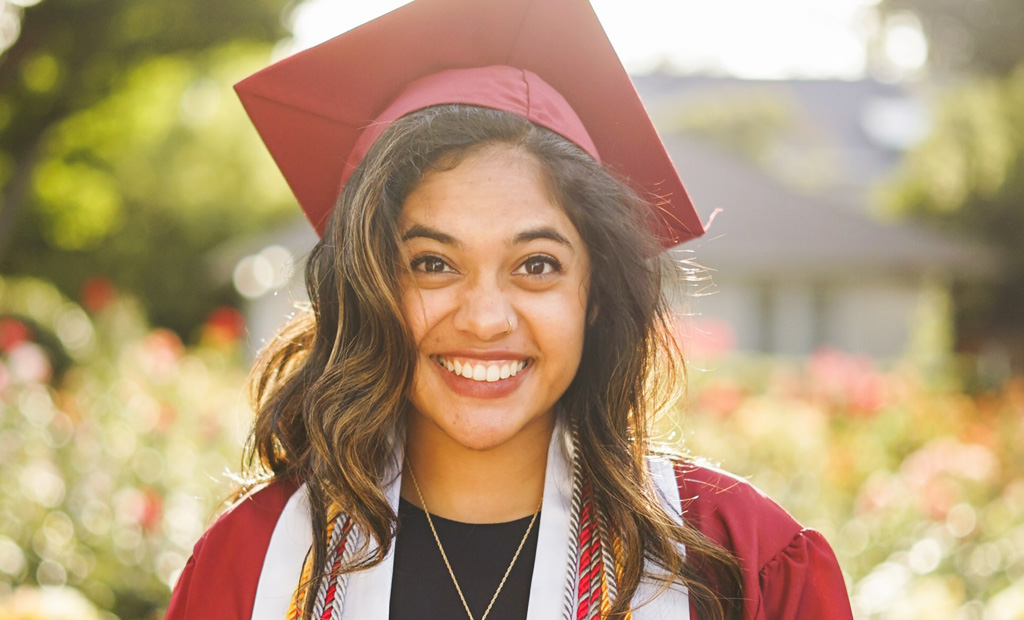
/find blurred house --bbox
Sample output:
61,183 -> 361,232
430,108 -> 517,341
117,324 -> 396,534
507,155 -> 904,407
228,75 -> 996,360
634,75 -> 996,359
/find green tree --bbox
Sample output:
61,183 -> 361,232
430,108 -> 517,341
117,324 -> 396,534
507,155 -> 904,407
881,0 -> 1024,76
884,66 -> 1024,364
0,0 -> 294,336
878,0 -> 1024,366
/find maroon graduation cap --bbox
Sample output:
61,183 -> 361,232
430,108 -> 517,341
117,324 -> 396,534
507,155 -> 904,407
234,0 -> 704,248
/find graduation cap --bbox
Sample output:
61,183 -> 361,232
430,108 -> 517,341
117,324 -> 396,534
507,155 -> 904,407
234,0 -> 704,248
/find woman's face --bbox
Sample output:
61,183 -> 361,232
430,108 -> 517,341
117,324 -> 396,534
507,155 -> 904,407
399,144 -> 590,454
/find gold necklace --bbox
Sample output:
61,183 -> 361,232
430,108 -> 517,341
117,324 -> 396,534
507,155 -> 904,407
406,463 -> 541,620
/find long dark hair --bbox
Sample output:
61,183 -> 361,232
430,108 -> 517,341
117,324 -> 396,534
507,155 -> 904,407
245,105 -> 742,619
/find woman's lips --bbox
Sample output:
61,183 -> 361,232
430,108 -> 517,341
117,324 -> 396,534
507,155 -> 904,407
429,354 -> 531,398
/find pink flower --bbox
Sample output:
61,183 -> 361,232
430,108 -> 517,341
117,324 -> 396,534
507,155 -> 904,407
807,348 -> 889,415
140,329 -> 185,380
673,316 -> 737,359
7,342 -> 52,384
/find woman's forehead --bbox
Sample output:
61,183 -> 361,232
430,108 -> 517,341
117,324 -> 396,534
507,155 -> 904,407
399,147 -> 582,249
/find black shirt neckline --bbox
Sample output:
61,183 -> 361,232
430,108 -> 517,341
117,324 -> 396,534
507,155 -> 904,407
389,497 -> 541,620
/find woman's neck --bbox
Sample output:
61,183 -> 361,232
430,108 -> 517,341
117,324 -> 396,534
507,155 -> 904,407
401,416 -> 553,524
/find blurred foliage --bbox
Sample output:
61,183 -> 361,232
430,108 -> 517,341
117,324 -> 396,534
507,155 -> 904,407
883,64 -> 1024,363
880,0 -> 1024,76
1,275 -> 1023,618
0,275 -> 251,619
0,0 -> 288,164
0,0 -> 295,338
677,351 -> 1024,619
879,0 -> 1024,365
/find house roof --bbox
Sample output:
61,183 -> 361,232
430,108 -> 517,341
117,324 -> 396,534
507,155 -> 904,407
634,75 -> 912,192
663,133 -> 997,279
631,74 -> 998,280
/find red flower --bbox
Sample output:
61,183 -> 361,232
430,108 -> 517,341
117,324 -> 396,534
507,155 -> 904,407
202,306 -> 246,346
80,277 -> 117,313
0,317 -> 32,351
140,488 -> 163,533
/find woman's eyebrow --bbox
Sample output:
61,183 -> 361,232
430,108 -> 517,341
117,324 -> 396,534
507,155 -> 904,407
401,224 -> 461,247
511,227 -> 573,249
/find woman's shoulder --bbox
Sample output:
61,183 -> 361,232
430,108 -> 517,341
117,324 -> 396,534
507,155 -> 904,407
671,461 -> 803,565
666,459 -> 854,618
197,476 -> 302,553
166,477 -> 303,619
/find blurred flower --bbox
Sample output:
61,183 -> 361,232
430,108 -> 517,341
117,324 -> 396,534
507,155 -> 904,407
6,342 -> 52,385
902,438 -> 999,491
0,317 -> 32,352
201,305 -> 246,347
856,472 -> 904,514
675,316 -> 737,359
807,348 -> 890,415
140,488 -> 164,534
78,277 -> 116,314
695,379 -> 745,417
155,401 -> 177,433
139,328 -> 184,380
1,276 -> 252,617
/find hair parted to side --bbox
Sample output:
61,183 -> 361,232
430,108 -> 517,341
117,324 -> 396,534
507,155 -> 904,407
244,105 -> 742,620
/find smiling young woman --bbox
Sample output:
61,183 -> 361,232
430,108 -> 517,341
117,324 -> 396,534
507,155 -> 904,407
166,0 -> 854,619
400,146 -> 588,456
399,145 -> 588,524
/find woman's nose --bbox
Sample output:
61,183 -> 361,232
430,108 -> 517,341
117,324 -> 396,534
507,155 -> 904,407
452,278 -> 514,340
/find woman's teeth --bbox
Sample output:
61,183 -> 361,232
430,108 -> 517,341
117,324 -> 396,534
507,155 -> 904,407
434,357 -> 528,382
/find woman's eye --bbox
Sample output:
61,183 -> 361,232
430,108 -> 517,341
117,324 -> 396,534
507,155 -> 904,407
411,256 -> 451,273
516,255 -> 561,276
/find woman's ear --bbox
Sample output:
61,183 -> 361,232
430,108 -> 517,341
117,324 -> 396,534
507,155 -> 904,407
587,304 -> 599,326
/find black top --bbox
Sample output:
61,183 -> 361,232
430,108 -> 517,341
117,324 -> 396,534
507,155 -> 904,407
390,498 -> 540,620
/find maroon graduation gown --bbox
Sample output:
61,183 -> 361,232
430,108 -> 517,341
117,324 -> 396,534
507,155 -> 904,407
168,464 -> 852,619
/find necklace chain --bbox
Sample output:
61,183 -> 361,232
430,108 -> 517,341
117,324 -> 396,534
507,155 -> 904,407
406,463 -> 541,620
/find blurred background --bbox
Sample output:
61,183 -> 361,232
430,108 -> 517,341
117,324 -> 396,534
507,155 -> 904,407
1,0 -> 1023,618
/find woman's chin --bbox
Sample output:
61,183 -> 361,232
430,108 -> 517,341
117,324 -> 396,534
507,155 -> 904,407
409,410 -> 555,455
437,422 -> 529,453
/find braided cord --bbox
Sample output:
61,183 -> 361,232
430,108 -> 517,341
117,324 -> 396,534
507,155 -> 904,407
596,504 -> 617,617
310,512 -> 346,617
561,421 -> 585,620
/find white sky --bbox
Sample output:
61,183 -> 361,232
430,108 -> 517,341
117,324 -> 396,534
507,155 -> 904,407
287,0 -> 922,79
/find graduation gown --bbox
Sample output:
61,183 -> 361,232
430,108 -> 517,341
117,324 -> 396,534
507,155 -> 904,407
167,433 -> 852,620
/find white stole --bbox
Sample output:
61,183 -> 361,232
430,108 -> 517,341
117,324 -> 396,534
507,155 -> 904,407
251,430 -> 689,620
